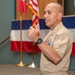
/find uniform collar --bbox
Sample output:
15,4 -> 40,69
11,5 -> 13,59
50,22 -> 63,35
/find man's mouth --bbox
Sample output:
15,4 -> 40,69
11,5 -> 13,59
45,19 -> 48,23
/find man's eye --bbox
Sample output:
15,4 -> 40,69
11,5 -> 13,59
44,11 -> 51,14
48,11 -> 51,14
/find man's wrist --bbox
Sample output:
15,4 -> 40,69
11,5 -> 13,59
34,38 -> 42,45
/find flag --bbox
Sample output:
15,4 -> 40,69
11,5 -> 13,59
29,0 -> 40,26
10,16 -> 75,55
17,0 -> 28,14
62,16 -> 75,55
10,20 -> 44,53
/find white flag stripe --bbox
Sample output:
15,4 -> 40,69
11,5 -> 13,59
10,29 -> 75,42
29,0 -> 38,12
69,29 -> 75,42
10,30 -> 49,41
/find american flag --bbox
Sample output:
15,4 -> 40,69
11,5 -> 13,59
29,0 -> 40,27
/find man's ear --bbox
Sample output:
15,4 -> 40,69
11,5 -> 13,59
57,13 -> 63,19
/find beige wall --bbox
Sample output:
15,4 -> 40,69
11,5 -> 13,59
16,0 -> 64,20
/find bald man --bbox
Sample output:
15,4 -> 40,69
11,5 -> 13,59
28,2 -> 73,75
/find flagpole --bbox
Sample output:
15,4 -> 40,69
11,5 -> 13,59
27,0 -> 40,68
28,42 -> 36,68
17,0 -> 28,67
17,12 -> 25,67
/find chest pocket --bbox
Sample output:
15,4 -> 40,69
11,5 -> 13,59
45,34 -> 56,47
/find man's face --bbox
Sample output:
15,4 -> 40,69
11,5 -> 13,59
44,4 -> 60,28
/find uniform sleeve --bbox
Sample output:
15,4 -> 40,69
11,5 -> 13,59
53,33 -> 71,58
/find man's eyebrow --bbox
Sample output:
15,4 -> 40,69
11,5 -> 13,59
44,10 -> 51,12
44,10 -> 51,13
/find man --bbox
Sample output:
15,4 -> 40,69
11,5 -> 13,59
28,2 -> 73,75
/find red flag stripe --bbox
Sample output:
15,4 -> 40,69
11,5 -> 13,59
29,0 -> 39,16
10,41 -> 75,54
30,0 -> 38,6
11,41 -> 41,53
32,17 -> 38,26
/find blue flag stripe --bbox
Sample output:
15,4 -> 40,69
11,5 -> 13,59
62,17 -> 75,28
11,17 -> 75,30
